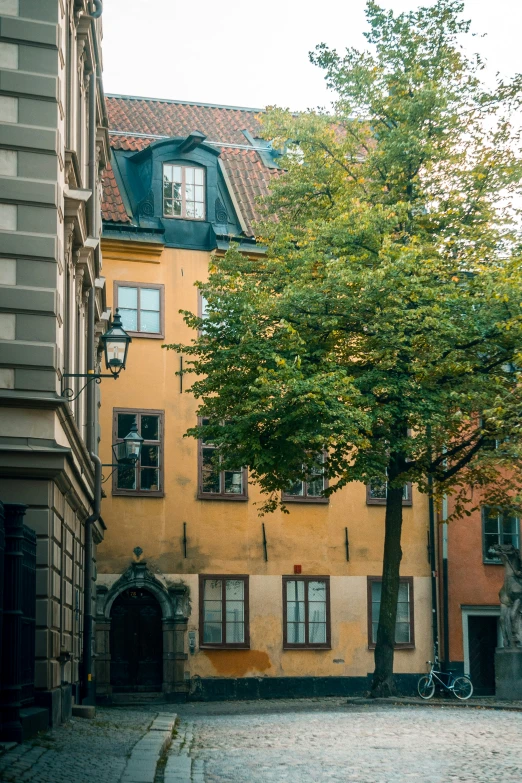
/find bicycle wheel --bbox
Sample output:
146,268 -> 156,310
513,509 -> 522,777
417,675 -> 435,700
452,676 -> 473,700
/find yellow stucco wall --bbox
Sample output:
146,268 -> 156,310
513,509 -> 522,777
98,239 -> 432,678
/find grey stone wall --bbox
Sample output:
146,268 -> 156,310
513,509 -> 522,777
0,0 -> 109,727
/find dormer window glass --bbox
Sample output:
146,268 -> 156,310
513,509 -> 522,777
163,164 -> 205,220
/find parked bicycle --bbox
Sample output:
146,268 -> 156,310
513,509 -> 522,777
417,661 -> 473,700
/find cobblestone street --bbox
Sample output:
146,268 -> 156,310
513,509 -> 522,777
1,699 -> 522,783
176,699 -> 522,783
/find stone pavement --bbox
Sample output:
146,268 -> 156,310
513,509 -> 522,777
0,707 -> 177,783
2,698 -> 522,782
174,698 -> 522,782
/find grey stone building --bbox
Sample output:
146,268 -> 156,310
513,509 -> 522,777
0,0 -> 109,733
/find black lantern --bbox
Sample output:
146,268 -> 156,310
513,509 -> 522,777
100,309 -> 131,376
114,422 -> 144,465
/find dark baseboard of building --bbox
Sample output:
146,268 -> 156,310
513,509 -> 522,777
35,684 -> 72,727
188,674 -> 423,702
19,707 -> 49,740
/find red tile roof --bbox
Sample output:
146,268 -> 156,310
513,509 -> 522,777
102,162 -> 131,223
103,95 -> 279,236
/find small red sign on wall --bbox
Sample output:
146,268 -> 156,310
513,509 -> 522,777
293,565 -> 302,574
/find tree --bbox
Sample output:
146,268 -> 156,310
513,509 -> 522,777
166,0 -> 522,695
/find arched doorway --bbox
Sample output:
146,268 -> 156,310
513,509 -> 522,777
110,587 -> 163,692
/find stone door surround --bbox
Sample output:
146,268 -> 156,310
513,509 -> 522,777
95,560 -> 189,700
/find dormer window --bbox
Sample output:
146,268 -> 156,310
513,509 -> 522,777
163,164 -> 205,220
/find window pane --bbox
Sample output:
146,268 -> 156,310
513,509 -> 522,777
202,447 -> 220,493
185,202 -> 196,218
194,202 -> 205,219
119,308 -> 138,332
141,415 -> 159,441
371,581 -> 382,602
225,601 -> 244,622
395,623 -> 411,644
173,183 -> 182,200
163,166 -> 173,182
140,288 -> 160,311
287,602 -> 305,622
398,582 -> 409,602
287,623 -> 305,644
226,622 -> 244,643
204,579 -> 222,600
117,413 -> 137,440
402,484 -> 410,501
484,510 -> 499,535
173,166 -> 182,183
502,515 -> 519,537
117,464 -> 136,490
225,579 -> 244,601
370,480 -> 387,499
224,469 -> 243,494
164,199 -> 174,217
484,533 -> 500,557
286,480 -> 304,497
309,603 -> 326,623
185,184 -> 194,200
307,474 -> 324,497
140,310 -> 160,333
308,581 -> 326,601
118,287 -> 138,308
173,200 -> 182,216
286,580 -> 305,601
309,623 -> 326,644
372,621 -> 379,644
195,185 -> 204,202
163,181 -> 172,199
396,602 -> 410,622
194,168 -> 204,185
185,167 -> 194,184
141,444 -> 159,467
203,622 -> 222,644
140,467 -> 159,491
204,601 -> 222,623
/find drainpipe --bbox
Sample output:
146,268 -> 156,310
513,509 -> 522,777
82,453 -> 101,705
91,1 -> 103,18
428,475 -> 439,664
86,67 -> 97,454
441,494 -> 450,669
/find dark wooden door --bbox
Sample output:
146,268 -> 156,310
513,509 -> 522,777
468,615 -> 497,695
110,588 -> 163,692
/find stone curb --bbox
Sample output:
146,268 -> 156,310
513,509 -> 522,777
346,697 -> 522,711
120,714 -> 177,783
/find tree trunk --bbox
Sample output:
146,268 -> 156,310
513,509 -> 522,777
370,456 -> 405,697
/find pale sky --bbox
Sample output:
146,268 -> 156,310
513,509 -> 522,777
102,0 -> 521,111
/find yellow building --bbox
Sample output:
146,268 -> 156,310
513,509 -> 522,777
95,94 -> 432,701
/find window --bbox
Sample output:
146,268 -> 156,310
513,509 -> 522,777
366,481 -> 412,506
198,418 -> 247,500
483,508 -> 520,563
199,575 -> 249,648
163,164 -> 205,220
114,282 -> 164,338
282,454 -> 328,504
113,409 -> 164,496
283,576 -> 330,649
367,576 -> 414,649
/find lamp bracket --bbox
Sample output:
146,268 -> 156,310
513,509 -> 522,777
61,372 -> 118,402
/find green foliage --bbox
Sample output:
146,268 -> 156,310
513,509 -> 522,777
166,0 -> 522,519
